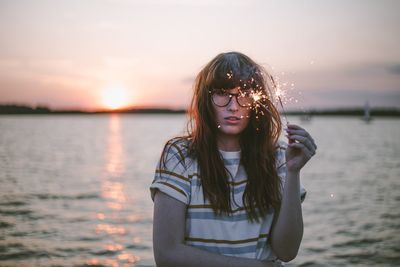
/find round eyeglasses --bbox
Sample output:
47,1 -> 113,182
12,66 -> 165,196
210,89 -> 253,108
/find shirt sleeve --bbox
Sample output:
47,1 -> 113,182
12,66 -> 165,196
276,141 -> 307,203
150,139 -> 191,205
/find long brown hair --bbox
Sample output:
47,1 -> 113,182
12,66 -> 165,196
172,52 -> 282,222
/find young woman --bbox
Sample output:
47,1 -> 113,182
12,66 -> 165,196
150,52 -> 317,267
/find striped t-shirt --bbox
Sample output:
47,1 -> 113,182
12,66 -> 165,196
150,137 -> 306,261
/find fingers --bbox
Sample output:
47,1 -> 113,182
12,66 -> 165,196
286,129 -> 317,150
286,134 -> 316,155
288,142 -> 314,158
286,124 -> 304,131
285,124 -> 317,150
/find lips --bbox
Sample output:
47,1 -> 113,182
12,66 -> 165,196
224,116 -> 241,125
224,116 -> 240,121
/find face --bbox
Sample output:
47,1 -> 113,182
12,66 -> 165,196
212,87 -> 251,139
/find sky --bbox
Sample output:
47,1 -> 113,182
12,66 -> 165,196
0,0 -> 399,111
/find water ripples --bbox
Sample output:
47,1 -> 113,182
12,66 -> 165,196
1,115 -> 399,266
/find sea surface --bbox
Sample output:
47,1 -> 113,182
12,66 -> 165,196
0,114 -> 399,267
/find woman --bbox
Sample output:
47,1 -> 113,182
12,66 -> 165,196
150,52 -> 317,267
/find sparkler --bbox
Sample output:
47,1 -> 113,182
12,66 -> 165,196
270,72 -> 291,126
276,92 -> 289,125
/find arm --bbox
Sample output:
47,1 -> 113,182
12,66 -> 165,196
270,171 -> 303,262
153,191 -> 275,267
270,124 -> 317,262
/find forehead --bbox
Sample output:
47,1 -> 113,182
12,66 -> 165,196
211,66 -> 261,91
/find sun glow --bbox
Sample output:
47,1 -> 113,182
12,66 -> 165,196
101,87 -> 131,110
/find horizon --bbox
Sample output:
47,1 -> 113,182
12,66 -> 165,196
0,0 -> 399,111
2,102 -> 400,114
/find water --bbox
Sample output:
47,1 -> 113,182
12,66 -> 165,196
0,114 -> 399,267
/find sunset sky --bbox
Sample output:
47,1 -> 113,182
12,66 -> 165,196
0,0 -> 399,111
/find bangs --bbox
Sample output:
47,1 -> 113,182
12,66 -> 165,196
208,55 -> 264,91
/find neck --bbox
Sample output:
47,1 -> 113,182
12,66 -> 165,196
217,134 -> 241,151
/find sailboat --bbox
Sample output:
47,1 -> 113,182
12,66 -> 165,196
362,101 -> 372,123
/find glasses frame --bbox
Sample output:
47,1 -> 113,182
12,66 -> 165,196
210,88 -> 253,108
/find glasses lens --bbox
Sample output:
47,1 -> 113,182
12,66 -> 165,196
212,90 -> 230,107
211,89 -> 254,107
237,91 -> 253,107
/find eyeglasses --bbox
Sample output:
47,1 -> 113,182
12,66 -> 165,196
210,88 -> 253,108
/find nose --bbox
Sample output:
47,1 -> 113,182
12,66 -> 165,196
227,95 -> 239,112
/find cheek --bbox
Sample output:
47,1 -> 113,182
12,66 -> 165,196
213,106 -> 224,121
241,109 -> 252,127
241,107 -> 251,119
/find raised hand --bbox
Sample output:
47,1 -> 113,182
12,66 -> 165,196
284,124 -> 317,173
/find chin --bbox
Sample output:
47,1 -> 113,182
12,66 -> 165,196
219,126 -> 245,136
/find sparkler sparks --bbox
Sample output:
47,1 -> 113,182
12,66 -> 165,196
213,70 -> 298,127
252,91 -> 262,102
271,73 -> 293,125
226,70 -> 233,79
247,89 -> 273,120
250,72 -> 293,126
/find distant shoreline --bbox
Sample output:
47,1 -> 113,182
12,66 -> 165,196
0,104 -> 399,117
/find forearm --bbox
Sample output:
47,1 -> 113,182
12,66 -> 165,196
156,243 -> 274,267
271,170 -> 303,261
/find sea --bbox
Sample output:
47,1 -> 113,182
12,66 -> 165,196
0,114 -> 399,267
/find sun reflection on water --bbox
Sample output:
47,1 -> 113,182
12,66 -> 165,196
105,243 -> 124,251
96,223 -> 127,235
105,115 -> 125,176
102,180 -> 126,210
87,114 -> 141,266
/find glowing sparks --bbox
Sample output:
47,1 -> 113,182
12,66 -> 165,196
226,70 -> 233,79
246,89 -> 273,121
252,91 -> 263,102
267,70 -> 300,125
213,70 -> 299,128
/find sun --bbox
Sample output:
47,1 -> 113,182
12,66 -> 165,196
101,87 -> 130,110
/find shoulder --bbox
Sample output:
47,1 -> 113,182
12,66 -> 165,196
161,136 -> 193,166
166,136 -> 191,151
164,136 -> 191,157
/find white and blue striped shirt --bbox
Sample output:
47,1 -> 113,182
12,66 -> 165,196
150,137 -> 306,261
